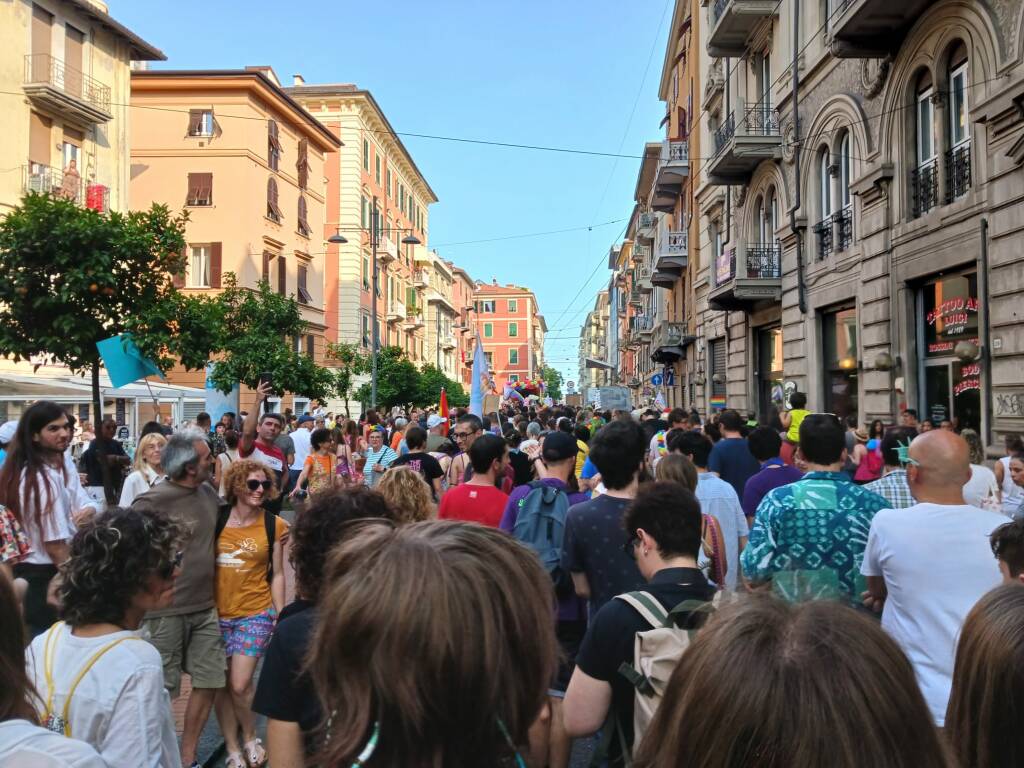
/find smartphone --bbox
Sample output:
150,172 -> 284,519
258,371 -> 274,393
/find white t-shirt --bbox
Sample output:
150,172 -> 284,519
0,719 -> 106,767
290,427 -> 312,471
20,463 -> 96,565
963,464 -> 1000,511
25,623 -> 181,768
117,467 -> 162,509
860,502 -> 1004,725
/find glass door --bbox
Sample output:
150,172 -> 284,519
757,326 -> 784,419
923,362 -> 951,427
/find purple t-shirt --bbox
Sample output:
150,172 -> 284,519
501,478 -> 589,622
741,458 -> 804,519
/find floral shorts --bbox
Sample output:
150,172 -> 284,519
0,506 -> 32,564
218,609 -> 276,657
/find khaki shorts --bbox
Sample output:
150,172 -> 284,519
143,606 -> 226,698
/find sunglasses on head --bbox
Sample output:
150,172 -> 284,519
246,479 -> 273,491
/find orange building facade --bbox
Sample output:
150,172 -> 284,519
471,283 -> 545,389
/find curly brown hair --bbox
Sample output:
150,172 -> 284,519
377,467 -> 435,524
289,486 -> 399,603
59,507 -> 182,627
223,458 -> 280,505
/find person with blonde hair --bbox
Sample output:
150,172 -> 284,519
634,595 -> 955,768
215,459 -> 288,768
118,432 -> 166,507
377,466 -> 435,524
311,520 -> 558,767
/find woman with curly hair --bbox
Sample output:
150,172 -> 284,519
377,466 -> 436,524
215,459 -> 288,768
25,506 -> 183,767
118,432 -> 166,507
252,486 -> 399,765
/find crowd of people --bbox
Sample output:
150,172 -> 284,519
1,390 -> 1024,767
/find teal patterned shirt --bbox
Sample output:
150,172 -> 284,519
740,471 -> 891,604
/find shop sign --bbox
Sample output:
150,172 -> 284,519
923,273 -> 979,357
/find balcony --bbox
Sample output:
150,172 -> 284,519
637,266 -> 654,294
386,300 -> 406,323
23,164 -> 111,212
707,104 -> 782,184
23,54 -> 112,126
709,242 -> 782,311
632,244 -> 651,265
707,0 -> 780,57
379,236 -> 398,265
651,322 -> 694,364
945,142 -> 971,203
813,208 -> 854,260
637,211 -> 659,241
629,289 -> 643,307
405,309 -> 425,329
910,160 -> 939,219
441,332 -> 457,349
414,270 -> 429,288
655,229 -> 688,272
651,140 -> 690,213
827,0 -> 938,58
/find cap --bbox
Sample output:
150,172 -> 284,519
0,420 -> 17,444
854,429 -> 869,442
297,415 -> 315,425
542,431 -> 579,462
426,414 -> 446,429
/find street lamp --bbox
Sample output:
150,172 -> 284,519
327,195 -> 420,409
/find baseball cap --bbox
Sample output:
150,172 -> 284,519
426,414 -> 446,429
297,414 -> 315,425
542,431 -> 579,462
0,420 -> 17,444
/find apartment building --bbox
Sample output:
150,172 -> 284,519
286,78 -> 438,390
130,66 -> 341,413
414,247 -> 460,381
578,290 -> 611,400
450,264 -> 477,390
472,283 -> 545,387
1,0 -> 164,215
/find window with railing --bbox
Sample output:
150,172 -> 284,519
946,50 -> 971,202
747,244 -> 781,279
912,75 -> 938,218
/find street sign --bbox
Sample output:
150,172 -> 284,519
651,373 -> 663,386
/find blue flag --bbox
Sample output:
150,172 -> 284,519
96,333 -> 164,388
469,332 -> 488,417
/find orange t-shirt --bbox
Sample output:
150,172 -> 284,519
215,515 -> 288,619
303,452 -> 336,494
390,430 -> 404,451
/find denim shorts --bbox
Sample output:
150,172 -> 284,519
218,609 -> 276,657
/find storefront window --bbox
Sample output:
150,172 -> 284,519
757,326 -> 784,419
822,307 -> 858,423
922,273 -> 978,356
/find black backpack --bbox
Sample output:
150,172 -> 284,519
215,504 -> 277,584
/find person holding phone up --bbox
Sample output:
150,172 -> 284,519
239,380 -> 287,514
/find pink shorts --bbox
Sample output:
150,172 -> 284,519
218,609 -> 276,657
0,506 -> 32,564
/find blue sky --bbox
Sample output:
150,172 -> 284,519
116,0 -> 671,384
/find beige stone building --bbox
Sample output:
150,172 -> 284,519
130,66 -> 341,414
578,290 -> 611,400
0,0 -> 164,215
414,246 -> 460,381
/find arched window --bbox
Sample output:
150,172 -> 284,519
819,148 -> 832,220
756,195 -> 766,244
947,42 -> 970,201
839,132 -> 851,210
912,69 -> 938,216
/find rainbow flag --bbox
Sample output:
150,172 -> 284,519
709,395 -> 727,411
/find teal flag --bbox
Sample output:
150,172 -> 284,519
96,333 -> 164,388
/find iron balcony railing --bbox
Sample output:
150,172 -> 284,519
835,206 -> 853,250
911,160 -> 939,218
23,164 -> 84,205
712,0 -> 730,27
713,113 -> 736,155
945,142 -> 971,203
747,243 -> 782,279
813,217 -> 834,261
24,53 -> 111,113
713,107 -> 780,155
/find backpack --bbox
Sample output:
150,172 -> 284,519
215,504 -> 278,584
511,481 -> 571,591
597,589 -> 722,763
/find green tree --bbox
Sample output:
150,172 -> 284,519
414,365 -> 470,409
541,365 -> 564,401
445,379 -> 469,408
201,275 -> 336,401
354,346 -> 420,410
325,341 -> 368,417
0,194 -> 189,418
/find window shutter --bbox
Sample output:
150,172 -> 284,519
306,334 -> 315,357
187,109 -> 203,136
297,137 -> 309,188
187,173 -> 199,205
267,178 -> 282,221
297,263 -> 311,304
262,251 -> 271,283
277,254 -> 287,295
210,242 -> 222,288
187,172 -> 212,205
710,339 -> 727,397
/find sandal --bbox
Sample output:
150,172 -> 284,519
243,737 -> 267,768
225,752 -> 246,768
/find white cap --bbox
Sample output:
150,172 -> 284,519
0,420 -> 18,444
426,414 -> 446,429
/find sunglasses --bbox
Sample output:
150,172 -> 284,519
246,479 -> 273,492
453,431 -> 475,439
159,550 -> 184,579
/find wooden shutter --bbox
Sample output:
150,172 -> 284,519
29,111 -> 52,166
31,5 -> 52,58
187,109 -> 203,136
296,137 -> 309,188
297,263 -> 311,304
306,334 -> 315,357
262,251 -> 271,283
210,242 -> 222,288
297,196 -> 309,235
277,254 -> 287,295
187,172 -> 211,205
267,177 -> 282,220
64,26 -> 84,98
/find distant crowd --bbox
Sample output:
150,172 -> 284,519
1,390 -> 1023,767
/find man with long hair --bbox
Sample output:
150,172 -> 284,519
0,401 -> 98,637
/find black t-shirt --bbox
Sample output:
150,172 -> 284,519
390,452 -> 444,497
574,567 -> 714,764
561,495 -> 643,618
252,600 -> 320,746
